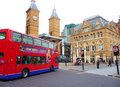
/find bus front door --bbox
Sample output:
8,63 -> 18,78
16,56 -> 22,75
0,59 -> 4,75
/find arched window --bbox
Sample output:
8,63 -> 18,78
92,45 -> 96,51
87,35 -> 89,39
97,32 -> 100,38
93,33 -> 96,38
98,44 -> 104,51
91,34 -> 93,39
84,35 -> 86,40
100,32 -> 103,37
81,36 -> 83,40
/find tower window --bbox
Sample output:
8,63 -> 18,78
50,32 -> 52,35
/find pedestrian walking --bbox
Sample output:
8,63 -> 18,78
96,59 -> 100,69
108,58 -> 112,67
115,59 -> 119,66
63,55 -> 67,66
81,58 -> 85,70
64,60 -> 67,66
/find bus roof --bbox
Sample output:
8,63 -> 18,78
0,28 -> 55,43
39,34 -> 62,43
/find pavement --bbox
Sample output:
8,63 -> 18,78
59,63 -> 120,78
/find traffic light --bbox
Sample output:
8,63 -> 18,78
81,50 -> 84,57
113,46 -> 119,56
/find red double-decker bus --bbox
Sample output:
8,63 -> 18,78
0,29 -> 59,80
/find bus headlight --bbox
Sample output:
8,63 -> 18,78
0,60 -> 4,64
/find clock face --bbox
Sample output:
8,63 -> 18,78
32,16 -> 38,20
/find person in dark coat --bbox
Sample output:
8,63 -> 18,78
64,60 -> 67,66
115,59 -> 119,66
108,58 -> 112,67
96,59 -> 100,69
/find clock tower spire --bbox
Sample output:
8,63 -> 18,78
49,7 -> 60,37
26,0 -> 40,36
49,7 -> 61,54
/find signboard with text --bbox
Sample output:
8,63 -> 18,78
113,46 -> 119,56
20,45 -> 54,54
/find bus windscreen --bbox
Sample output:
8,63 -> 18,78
0,33 -> 6,40
0,52 -> 4,58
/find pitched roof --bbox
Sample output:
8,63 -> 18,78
84,15 -> 109,30
29,0 -> 38,10
49,7 -> 60,19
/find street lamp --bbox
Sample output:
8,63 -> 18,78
81,49 -> 85,71
60,35 -> 66,56
112,45 -> 119,75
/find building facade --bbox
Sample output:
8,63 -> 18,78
71,15 -> 120,63
61,23 -> 78,62
26,0 -> 39,36
61,23 -> 77,42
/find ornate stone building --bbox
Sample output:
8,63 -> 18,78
71,15 -> 120,63
26,0 -> 39,36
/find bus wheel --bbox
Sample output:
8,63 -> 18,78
50,65 -> 54,72
22,69 -> 29,78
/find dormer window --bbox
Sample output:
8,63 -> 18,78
95,21 -> 101,29
84,27 -> 89,32
95,24 -> 101,29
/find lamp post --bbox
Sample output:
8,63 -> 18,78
113,45 -> 119,75
81,49 -> 84,71
60,36 -> 66,56
81,42 -> 87,71
62,38 -> 64,56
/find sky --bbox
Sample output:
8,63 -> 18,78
0,0 -> 120,34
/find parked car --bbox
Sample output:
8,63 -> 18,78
74,57 -> 81,65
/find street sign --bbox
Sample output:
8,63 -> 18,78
113,46 -> 119,56
81,50 -> 84,57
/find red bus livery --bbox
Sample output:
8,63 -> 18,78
0,29 -> 59,80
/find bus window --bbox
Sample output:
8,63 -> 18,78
49,42 -> 54,49
0,32 -> 6,40
34,38 -> 42,46
54,43 -> 57,49
33,56 -> 40,64
0,52 -> 4,58
13,32 -> 22,42
22,56 -> 32,64
23,35 -> 33,45
17,56 -> 21,64
40,57 -> 46,64
42,40 -> 49,48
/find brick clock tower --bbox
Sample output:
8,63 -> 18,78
49,7 -> 60,37
26,0 -> 39,36
49,7 -> 61,54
